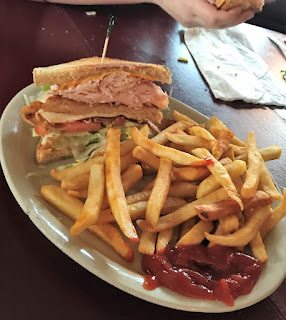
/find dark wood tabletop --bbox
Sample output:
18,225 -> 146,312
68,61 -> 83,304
0,0 -> 286,319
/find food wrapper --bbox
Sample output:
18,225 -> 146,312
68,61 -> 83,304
184,24 -> 286,107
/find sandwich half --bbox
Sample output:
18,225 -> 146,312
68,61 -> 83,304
209,0 -> 264,11
21,57 -> 172,164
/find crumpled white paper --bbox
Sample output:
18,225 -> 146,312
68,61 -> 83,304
184,25 -> 286,107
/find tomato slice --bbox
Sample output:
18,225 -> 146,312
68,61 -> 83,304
35,125 -> 48,136
63,121 -> 102,132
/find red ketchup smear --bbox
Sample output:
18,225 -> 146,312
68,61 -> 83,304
142,244 -> 261,306
191,158 -> 215,167
143,275 -> 159,290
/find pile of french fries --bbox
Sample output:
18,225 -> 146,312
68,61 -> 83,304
41,110 -> 286,264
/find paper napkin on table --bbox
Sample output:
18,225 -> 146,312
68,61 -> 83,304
184,25 -> 286,107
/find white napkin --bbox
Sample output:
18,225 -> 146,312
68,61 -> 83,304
184,25 -> 286,107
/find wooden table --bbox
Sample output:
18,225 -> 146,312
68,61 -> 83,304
0,0 -> 285,319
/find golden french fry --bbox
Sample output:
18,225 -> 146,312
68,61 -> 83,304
146,158 -> 172,227
156,228 -> 173,253
187,126 -> 216,142
120,124 -> 149,156
179,217 -> 197,238
219,214 -> 240,234
138,231 -> 157,255
205,205 -> 272,247
172,166 -> 210,181
209,117 -> 245,147
98,198 -> 187,224
40,185 -> 133,261
132,146 -> 160,171
236,145 -> 282,162
61,174 -> 90,191
243,190 -> 272,210
67,164 -> 143,204
211,128 -> 234,160
131,127 -> 207,166
176,220 -> 213,246
258,155 -> 282,200
105,128 -> 138,242
219,157 -> 233,166
120,151 -> 138,173
241,132 -> 261,199
244,209 -> 268,263
50,156 -> 105,182
192,148 -> 243,210
67,190 -> 88,199
196,160 -> 246,199
231,144 -> 246,156
168,182 -> 198,199
221,145 -> 235,161
137,187 -> 229,232
260,188 -> 286,238
151,120 -> 192,145
172,110 -> 198,126
165,133 -> 212,150
195,199 -> 241,221
70,163 -> 105,236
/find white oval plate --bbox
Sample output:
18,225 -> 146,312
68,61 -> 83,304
1,84 -> 286,313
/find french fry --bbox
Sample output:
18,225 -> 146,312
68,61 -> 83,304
50,156 -> 105,182
97,198 -> 187,224
40,185 -> 133,261
120,124 -> 149,156
176,220 -> 213,246
137,187 -> 229,232
205,205 -> 272,247
243,190 -> 272,210
105,128 -> 138,242
187,126 -> 216,142
195,199 -> 241,221
219,214 -> 240,234
168,182 -> 198,199
179,217 -> 197,238
258,154 -> 282,200
120,151 -> 138,173
221,145 -> 235,161
196,160 -> 246,199
165,133 -> 212,150
146,158 -> 172,227
69,164 -> 143,204
70,163 -> 105,236
209,116 -> 245,147
236,145 -> 282,162
61,174 -> 90,191
244,209 -> 268,263
241,132 -> 261,199
192,148 -> 243,210
172,110 -> 198,126
156,228 -> 173,253
151,120 -> 192,145
131,127 -> 207,166
132,146 -> 160,171
260,188 -> 286,238
172,166 -> 210,181
68,190 -> 88,199
138,231 -> 157,255
211,128 -> 234,160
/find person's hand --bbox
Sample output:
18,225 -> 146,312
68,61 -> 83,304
151,0 -> 255,29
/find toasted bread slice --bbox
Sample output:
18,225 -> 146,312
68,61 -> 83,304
36,140 -> 73,164
38,96 -> 163,124
33,56 -> 172,86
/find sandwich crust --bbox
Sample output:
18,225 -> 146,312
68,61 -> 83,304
36,140 -> 73,164
33,56 -> 172,86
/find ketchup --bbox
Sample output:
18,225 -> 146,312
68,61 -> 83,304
142,245 -> 261,306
